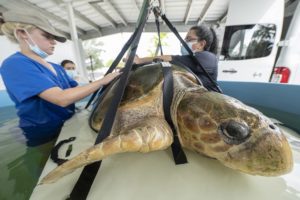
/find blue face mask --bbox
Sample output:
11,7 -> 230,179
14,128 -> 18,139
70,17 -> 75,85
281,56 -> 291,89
23,29 -> 49,58
28,43 -> 49,58
180,41 -> 197,55
66,70 -> 75,79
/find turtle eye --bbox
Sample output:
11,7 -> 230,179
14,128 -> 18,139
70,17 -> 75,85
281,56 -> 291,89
218,120 -> 251,145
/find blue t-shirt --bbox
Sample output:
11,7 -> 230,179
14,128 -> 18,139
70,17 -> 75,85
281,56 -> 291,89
0,52 -> 78,145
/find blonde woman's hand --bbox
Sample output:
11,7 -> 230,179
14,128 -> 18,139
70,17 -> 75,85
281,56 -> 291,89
100,71 -> 122,85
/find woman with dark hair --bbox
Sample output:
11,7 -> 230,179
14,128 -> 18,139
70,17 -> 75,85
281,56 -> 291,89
60,59 -> 80,81
132,25 -> 219,91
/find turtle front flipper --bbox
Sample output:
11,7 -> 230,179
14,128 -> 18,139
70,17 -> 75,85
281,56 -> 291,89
40,117 -> 173,184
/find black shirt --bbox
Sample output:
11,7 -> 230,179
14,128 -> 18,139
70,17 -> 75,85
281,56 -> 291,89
171,51 -> 218,91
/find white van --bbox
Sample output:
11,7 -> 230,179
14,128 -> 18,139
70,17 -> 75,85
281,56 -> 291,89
272,0 -> 300,84
218,0 -> 300,84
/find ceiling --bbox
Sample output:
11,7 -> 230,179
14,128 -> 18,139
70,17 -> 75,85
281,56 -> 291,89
0,0 -> 230,40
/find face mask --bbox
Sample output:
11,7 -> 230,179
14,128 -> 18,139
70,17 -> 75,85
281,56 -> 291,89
180,41 -> 197,56
22,29 -> 49,58
66,70 -> 75,79
27,43 -> 49,58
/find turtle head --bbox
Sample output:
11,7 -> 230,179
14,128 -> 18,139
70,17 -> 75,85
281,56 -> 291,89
177,90 -> 293,176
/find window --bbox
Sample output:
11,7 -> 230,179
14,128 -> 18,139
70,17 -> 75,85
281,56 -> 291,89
220,24 -> 276,60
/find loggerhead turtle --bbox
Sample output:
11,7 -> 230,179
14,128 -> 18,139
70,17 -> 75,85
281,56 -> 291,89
40,63 -> 293,184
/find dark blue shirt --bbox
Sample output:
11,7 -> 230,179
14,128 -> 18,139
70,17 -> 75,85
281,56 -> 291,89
0,52 -> 78,145
171,51 -> 218,91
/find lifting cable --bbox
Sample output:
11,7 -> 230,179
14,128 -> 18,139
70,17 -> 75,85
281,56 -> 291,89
153,7 -> 223,93
84,28 -> 140,109
154,9 -> 163,56
68,1 -> 153,199
66,1 -> 223,199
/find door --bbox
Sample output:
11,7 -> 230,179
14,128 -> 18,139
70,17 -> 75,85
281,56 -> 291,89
218,0 -> 284,82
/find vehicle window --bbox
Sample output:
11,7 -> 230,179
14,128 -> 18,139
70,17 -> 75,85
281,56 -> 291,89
220,24 -> 276,60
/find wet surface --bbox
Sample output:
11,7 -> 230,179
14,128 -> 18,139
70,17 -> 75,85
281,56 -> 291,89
0,111 -> 54,200
0,105 -> 299,200
31,111 -> 300,200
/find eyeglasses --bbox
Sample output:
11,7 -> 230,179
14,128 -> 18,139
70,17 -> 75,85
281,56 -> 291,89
184,37 -> 198,42
65,67 -> 75,70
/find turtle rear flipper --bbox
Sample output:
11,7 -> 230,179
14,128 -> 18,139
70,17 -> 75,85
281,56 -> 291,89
40,117 -> 173,184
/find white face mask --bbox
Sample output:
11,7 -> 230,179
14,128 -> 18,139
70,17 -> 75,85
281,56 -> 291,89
180,41 -> 198,55
21,29 -> 49,58
66,69 -> 76,79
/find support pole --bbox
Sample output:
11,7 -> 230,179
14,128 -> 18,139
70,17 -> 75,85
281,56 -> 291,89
65,0 -> 88,82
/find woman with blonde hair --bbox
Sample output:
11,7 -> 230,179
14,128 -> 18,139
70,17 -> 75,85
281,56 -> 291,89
0,10 -> 120,146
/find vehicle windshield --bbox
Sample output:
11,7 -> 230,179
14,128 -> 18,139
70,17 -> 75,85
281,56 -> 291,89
220,24 -> 276,60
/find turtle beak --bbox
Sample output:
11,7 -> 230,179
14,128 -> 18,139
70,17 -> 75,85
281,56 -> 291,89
221,127 -> 293,176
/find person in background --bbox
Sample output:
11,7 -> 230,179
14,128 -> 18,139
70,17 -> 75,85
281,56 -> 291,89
61,59 -> 80,82
131,25 -> 219,91
0,10 -> 121,147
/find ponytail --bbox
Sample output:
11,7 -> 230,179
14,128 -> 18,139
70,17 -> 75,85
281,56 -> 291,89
190,25 -> 219,55
208,27 -> 218,54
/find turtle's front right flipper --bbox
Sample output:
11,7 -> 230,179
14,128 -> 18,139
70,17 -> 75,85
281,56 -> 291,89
40,117 -> 173,184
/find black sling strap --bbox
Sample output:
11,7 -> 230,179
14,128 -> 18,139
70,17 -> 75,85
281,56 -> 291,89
161,62 -> 187,164
153,8 -> 195,165
50,137 -> 76,165
153,7 -> 223,94
68,1 -> 152,199
68,3 -> 223,199
84,28 -> 140,110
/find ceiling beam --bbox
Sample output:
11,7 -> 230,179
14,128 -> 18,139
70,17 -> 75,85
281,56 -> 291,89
132,0 -> 141,11
81,21 -> 217,40
0,5 -> 8,13
72,9 -> 102,34
2,0 -> 86,36
54,0 -> 102,34
197,0 -> 214,25
218,10 -> 227,24
184,0 -> 194,24
22,0 -> 86,35
89,1 -> 117,28
103,0 -> 127,26
159,0 -> 165,14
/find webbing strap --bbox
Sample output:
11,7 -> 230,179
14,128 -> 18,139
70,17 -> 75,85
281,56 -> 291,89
157,8 -> 223,94
68,2 -> 152,199
84,28 -> 140,109
50,137 -> 76,165
161,62 -> 187,165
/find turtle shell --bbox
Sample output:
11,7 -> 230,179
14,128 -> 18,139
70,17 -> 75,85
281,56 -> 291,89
89,63 -> 197,132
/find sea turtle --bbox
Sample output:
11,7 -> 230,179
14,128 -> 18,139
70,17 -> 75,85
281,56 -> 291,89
40,63 -> 293,184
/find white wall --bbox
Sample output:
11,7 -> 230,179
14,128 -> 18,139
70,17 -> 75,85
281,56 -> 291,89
0,36 -> 19,66
0,36 -> 77,90
0,36 -> 77,66
0,36 -> 19,90
48,40 -> 77,66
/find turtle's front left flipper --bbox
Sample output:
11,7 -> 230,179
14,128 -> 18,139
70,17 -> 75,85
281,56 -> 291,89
40,117 -> 173,184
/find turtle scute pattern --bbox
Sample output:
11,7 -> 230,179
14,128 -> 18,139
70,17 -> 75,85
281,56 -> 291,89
40,63 -> 293,184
